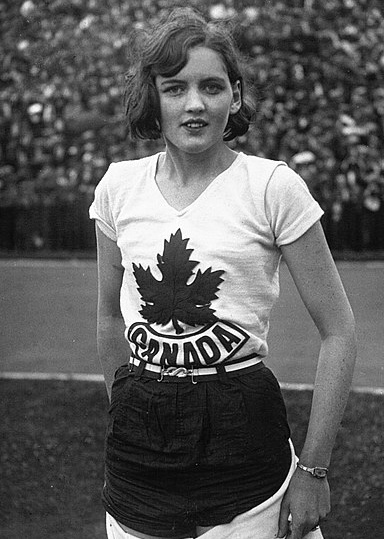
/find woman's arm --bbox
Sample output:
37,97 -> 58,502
277,221 -> 357,539
96,224 -> 130,401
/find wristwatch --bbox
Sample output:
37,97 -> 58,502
297,462 -> 328,479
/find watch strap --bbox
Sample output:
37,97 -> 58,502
297,462 -> 328,478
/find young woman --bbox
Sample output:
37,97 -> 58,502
89,8 -> 356,539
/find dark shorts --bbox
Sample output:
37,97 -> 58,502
102,363 -> 291,538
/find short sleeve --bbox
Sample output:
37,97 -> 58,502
89,164 -> 117,241
265,164 -> 324,247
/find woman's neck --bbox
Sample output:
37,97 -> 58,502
154,144 -> 239,211
161,143 -> 238,187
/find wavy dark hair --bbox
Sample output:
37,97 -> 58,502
124,8 -> 255,141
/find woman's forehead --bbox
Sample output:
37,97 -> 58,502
157,46 -> 228,81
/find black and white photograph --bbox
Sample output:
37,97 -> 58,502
1,1 -> 383,538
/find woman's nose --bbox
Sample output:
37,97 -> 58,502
185,88 -> 205,112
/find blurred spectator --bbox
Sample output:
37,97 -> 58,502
1,0 -> 384,252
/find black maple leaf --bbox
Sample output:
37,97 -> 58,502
132,229 -> 224,334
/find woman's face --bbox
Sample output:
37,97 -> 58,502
155,46 -> 241,155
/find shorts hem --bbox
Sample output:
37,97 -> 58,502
105,508 -> 195,538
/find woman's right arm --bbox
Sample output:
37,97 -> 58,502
96,224 -> 130,401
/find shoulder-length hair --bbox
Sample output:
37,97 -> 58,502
124,8 -> 255,141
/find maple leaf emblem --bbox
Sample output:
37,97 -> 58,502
132,229 -> 225,334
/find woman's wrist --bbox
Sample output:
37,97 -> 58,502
299,444 -> 332,469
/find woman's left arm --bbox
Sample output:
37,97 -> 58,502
277,221 -> 357,539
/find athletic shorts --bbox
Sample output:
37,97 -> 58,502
102,362 -> 292,538
105,447 -> 324,539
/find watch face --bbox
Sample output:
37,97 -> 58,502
314,468 -> 327,478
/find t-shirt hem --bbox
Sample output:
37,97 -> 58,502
276,207 -> 324,247
91,216 -> 117,241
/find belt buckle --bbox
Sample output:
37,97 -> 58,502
158,366 -> 197,384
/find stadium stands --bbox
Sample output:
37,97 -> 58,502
0,0 -> 383,252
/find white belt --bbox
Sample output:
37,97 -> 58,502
130,355 -> 263,382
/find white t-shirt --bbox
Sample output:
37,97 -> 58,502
89,152 -> 323,368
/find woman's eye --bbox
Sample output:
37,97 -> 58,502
165,86 -> 183,95
162,83 -> 223,95
204,84 -> 222,94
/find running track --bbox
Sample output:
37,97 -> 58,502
1,259 -> 383,394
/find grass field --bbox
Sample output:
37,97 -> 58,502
1,379 -> 383,539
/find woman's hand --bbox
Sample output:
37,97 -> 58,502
277,468 -> 330,538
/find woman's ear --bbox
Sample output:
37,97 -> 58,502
230,80 -> 242,115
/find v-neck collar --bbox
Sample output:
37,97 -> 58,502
150,151 -> 244,216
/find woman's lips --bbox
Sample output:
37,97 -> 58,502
182,119 -> 208,129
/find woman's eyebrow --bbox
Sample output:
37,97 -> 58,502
201,76 -> 227,84
159,78 -> 185,86
159,76 -> 227,85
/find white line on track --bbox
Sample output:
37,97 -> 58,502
1,259 -> 383,269
1,371 -> 383,396
0,371 -> 104,382
0,259 -> 96,268
279,382 -> 384,396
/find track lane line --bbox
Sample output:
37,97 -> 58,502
1,371 -> 383,395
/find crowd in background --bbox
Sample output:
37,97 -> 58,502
1,0 -> 384,252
